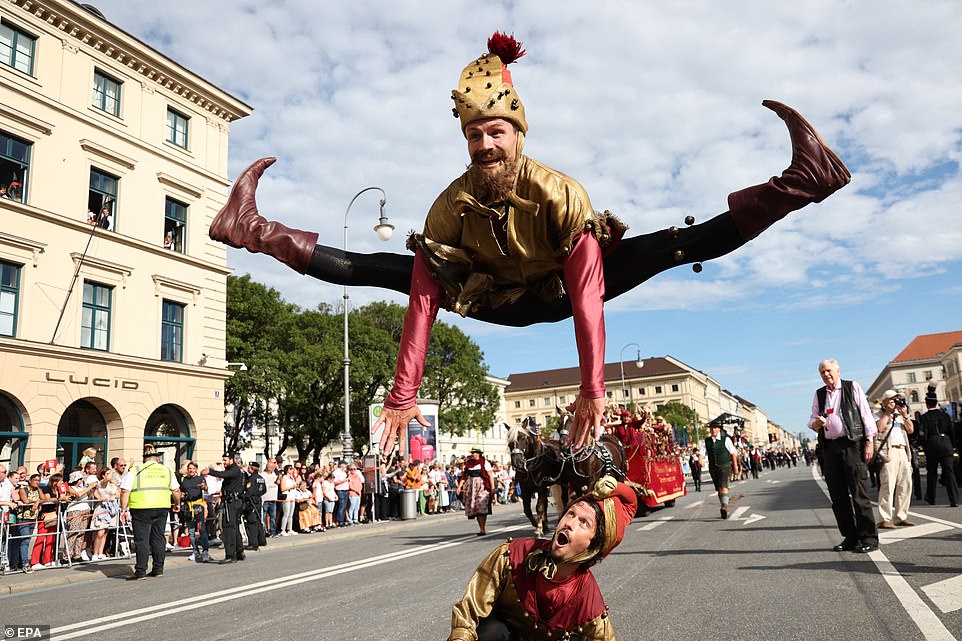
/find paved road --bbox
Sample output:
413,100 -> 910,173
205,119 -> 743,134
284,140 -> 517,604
1,464 -> 960,641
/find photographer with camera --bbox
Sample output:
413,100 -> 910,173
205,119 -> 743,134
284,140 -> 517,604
874,390 -> 916,528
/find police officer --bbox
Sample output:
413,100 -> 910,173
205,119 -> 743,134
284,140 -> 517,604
243,461 -> 268,551
205,452 -> 245,563
918,392 -> 959,507
120,445 -> 181,580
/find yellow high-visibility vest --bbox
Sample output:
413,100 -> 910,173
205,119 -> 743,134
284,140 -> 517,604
127,462 -> 174,509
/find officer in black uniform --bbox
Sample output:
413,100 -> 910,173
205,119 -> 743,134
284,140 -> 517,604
918,393 -> 959,507
243,461 -> 268,551
205,452 -> 245,563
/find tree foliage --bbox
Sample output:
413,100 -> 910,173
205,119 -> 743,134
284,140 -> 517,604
655,401 -> 701,442
225,277 -> 498,461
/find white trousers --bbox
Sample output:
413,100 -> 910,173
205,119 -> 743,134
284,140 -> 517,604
878,446 -> 912,523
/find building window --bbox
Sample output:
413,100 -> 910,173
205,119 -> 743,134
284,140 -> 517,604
528,399 -> 536,407
638,388 -> 646,395
88,167 -> 118,230
0,130 -> 30,203
81,281 -> 111,350
164,197 -> 187,252
92,70 -> 122,117
923,370 -> 933,380
161,300 -> 185,362
910,390 -> 919,403
0,260 -> 20,337
671,384 -> 679,392
0,21 -> 36,75
622,389 -> 629,398
558,395 -> 566,404
543,396 -> 551,406
514,400 -> 521,409
654,386 -> 663,394
606,391 -> 613,398
166,108 -> 189,148
907,372 -> 917,383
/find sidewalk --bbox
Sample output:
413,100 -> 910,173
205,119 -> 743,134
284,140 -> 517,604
0,504 -> 522,596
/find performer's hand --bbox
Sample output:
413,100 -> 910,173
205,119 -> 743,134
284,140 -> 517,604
375,406 -> 429,454
565,395 -> 606,449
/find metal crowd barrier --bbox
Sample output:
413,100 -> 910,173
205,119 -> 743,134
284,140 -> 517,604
1,498 -> 133,575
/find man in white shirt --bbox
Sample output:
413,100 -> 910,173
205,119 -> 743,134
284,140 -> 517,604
260,459 -> 280,537
332,462 -> 349,526
875,390 -> 915,528
0,465 -> 16,515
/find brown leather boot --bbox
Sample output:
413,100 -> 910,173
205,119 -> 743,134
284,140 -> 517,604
209,157 -> 318,274
728,100 -> 851,240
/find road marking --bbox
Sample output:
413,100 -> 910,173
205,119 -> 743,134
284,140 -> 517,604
743,513 -> 766,526
637,516 -> 674,531
50,524 -> 529,639
729,506 -> 750,521
879,522 -> 951,544
923,575 -> 962,614
811,466 -> 957,640
685,500 -> 704,509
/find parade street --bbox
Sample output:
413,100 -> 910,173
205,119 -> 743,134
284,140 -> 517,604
2,465 -> 961,641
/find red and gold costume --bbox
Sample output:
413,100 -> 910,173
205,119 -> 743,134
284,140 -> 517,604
450,477 -> 636,641
384,35 -> 622,412
449,539 -> 614,641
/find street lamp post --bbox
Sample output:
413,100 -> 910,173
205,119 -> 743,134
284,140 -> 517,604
619,342 -> 644,405
342,188 -> 395,463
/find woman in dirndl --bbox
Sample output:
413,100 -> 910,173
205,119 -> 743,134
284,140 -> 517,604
459,448 -> 495,535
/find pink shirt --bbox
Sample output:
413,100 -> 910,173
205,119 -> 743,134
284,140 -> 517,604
809,380 -> 878,440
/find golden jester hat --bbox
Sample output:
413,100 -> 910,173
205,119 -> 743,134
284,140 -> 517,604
451,32 -> 529,134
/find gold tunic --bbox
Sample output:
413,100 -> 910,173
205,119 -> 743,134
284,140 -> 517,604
414,155 -> 622,316
449,542 -> 616,641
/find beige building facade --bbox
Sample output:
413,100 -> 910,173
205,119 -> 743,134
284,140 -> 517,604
0,1 -> 250,472
867,331 -> 962,419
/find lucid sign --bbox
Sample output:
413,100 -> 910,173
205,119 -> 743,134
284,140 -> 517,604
45,372 -> 139,390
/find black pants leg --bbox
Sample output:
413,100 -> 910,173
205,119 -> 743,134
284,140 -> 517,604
131,508 -> 168,576
926,452 -> 959,505
823,439 -> 877,546
305,212 -> 746,328
243,505 -> 265,549
476,616 -> 515,641
221,499 -> 244,560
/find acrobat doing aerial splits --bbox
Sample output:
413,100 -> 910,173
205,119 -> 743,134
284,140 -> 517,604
209,34 -> 850,455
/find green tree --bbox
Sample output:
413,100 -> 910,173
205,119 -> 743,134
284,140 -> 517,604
421,321 -> 499,437
656,401 -> 701,443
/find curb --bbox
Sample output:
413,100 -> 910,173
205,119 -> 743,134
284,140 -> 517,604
0,504 -> 522,596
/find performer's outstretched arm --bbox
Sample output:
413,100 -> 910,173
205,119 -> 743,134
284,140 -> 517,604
563,231 -> 607,449
374,251 -> 438,453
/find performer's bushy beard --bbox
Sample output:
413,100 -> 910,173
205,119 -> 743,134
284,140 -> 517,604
468,150 -> 518,205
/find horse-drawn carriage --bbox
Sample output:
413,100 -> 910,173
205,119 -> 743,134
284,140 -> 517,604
508,410 -> 687,531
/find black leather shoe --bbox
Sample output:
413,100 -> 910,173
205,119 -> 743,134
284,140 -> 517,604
855,543 -> 878,553
218,558 -> 236,565
832,541 -> 857,552
147,570 -> 164,578
236,555 -> 246,561
126,574 -> 146,581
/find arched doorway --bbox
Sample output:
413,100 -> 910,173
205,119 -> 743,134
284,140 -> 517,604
145,404 -> 194,470
57,400 -> 107,469
0,392 -> 28,468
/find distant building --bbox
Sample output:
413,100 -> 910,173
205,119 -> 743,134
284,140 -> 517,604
0,0 -> 251,471
867,330 -> 962,418
503,355 -> 769,446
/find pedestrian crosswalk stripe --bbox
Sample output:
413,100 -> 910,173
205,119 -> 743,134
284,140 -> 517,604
879,522 -> 951,544
922,574 -> 962,614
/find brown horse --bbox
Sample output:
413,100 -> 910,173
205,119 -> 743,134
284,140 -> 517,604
551,412 -> 628,508
507,419 -> 562,536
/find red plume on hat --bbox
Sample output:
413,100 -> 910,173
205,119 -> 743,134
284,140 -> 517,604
487,32 -> 525,86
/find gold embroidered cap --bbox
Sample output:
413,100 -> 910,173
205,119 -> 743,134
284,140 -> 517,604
451,32 -> 528,134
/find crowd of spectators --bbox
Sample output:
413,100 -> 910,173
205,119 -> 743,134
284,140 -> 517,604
1,451 -> 522,574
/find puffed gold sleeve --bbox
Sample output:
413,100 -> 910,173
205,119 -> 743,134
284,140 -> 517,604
448,542 -> 512,641
581,613 -> 617,641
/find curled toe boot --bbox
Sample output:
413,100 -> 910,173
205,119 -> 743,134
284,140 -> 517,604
728,100 -> 852,240
209,157 -> 318,274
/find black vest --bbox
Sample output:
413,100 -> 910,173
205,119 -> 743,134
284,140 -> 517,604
816,380 -> 865,444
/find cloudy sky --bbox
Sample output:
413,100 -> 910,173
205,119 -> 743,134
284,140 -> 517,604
93,0 -> 962,431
